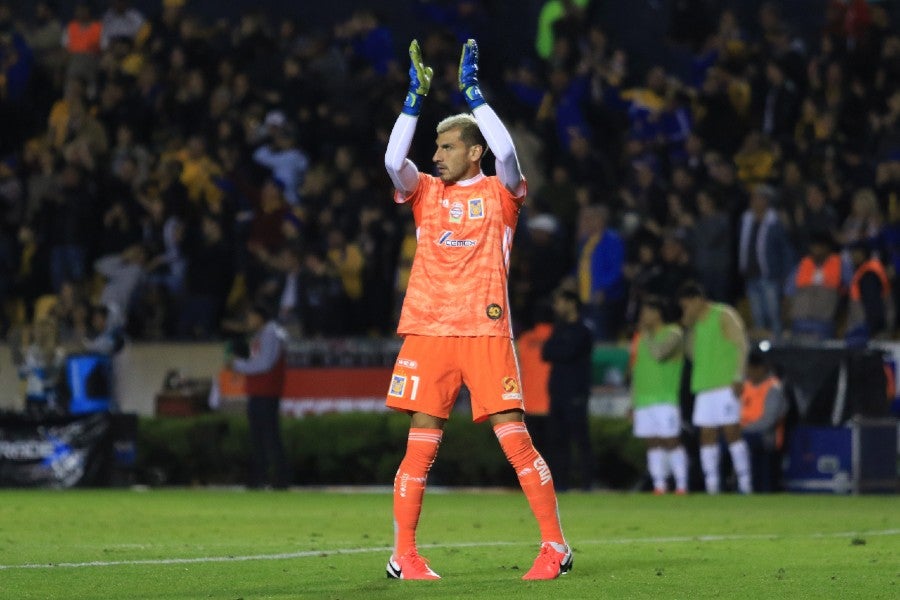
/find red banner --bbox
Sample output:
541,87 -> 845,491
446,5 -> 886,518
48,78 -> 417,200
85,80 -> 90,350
218,367 -> 393,416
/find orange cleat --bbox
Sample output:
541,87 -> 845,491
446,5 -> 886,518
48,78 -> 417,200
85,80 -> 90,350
386,550 -> 441,580
522,542 -> 573,580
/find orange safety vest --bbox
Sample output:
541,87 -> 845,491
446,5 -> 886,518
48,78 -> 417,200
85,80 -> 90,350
66,20 -> 103,54
740,375 -> 785,449
849,258 -> 890,301
795,254 -> 842,289
517,323 -> 553,416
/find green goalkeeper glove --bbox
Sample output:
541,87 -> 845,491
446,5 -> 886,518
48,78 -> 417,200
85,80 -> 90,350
402,39 -> 433,116
458,38 -> 486,109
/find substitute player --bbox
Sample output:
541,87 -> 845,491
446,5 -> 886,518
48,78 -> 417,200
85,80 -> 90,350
383,39 -> 571,581
677,282 -> 753,494
629,297 -> 688,495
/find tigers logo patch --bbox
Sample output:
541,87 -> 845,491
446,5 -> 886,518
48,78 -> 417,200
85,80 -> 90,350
388,375 -> 407,398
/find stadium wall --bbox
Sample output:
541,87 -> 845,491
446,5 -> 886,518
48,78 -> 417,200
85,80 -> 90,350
0,342 -> 224,416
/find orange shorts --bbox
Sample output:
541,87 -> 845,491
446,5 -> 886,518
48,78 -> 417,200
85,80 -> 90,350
386,335 -> 525,422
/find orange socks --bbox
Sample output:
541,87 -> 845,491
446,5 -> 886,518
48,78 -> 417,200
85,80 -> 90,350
393,428 -> 443,557
494,422 -> 565,545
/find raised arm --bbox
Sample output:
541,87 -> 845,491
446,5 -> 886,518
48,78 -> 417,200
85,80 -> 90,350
459,39 -> 525,196
644,326 -> 684,362
385,40 -> 433,197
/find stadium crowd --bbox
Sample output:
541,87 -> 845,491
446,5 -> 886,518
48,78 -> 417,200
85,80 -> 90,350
1,0 -> 899,351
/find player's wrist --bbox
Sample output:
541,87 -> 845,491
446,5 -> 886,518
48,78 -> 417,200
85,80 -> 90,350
462,85 -> 486,110
402,90 -> 425,116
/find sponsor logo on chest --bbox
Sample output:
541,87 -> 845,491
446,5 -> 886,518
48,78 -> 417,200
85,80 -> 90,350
435,230 -> 477,247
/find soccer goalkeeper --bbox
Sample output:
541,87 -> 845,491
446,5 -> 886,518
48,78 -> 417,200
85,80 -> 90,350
383,38 -> 572,581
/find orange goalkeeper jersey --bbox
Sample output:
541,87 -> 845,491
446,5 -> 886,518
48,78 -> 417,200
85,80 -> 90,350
396,172 -> 524,337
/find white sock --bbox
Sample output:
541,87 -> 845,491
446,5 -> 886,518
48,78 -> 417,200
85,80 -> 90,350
699,444 -> 720,494
729,439 -> 753,494
668,446 -> 689,492
548,541 -> 569,554
647,448 -> 668,491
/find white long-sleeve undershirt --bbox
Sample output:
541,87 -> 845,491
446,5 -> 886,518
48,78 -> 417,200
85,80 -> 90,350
384,105 -> 524,196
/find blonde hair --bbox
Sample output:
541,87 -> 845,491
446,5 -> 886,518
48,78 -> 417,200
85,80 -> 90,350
436,113 -> 486,150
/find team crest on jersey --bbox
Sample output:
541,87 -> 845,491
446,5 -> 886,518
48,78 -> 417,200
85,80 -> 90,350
501,376 -> 523,400
486,303 -> 503,320
448,201 -> 465,223
468,198 -> 484,219
388,375 -> 407,398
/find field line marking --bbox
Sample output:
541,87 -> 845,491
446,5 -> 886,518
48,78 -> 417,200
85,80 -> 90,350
1,529 -> 897,571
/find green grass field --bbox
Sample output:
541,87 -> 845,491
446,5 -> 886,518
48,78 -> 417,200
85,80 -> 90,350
0,489 -> 897,599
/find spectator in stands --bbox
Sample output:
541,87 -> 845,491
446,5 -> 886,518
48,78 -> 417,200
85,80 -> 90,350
23,1 -> 65,91
358,202 -> 399,336
252,120 -> 309,207
793,181 -> 839,253
646,231 -> 696,305
622,235 -> 662,329
733,131 -> 777,187
627,156 -> 668,236
326,227 -> 364,334
299,250 -> 345,337
55,97 -> 109,170
695,66 -> 749,157
36,162 -> 96,293
576,203 -> 625,341
740,349 -> 787,492
0,10 -> 34,153
94,242 -> 147,328
846,240 -> 894,345
838,187 -> 884,247
63,1 -> 103,86
785,232 -> 846,341
534,0 -> 590,60
535,165 -> 581,238
99,184 -> 140,256
691,188 -> 733,302
515,213 -> 569,331
0,156 -> 23,234
49,279 -> 89,348
82,302 -> 125,356
178,214 -> 232,339
738,183 -> 795,339
760,58 -> 801,144
100,0 -> 147,50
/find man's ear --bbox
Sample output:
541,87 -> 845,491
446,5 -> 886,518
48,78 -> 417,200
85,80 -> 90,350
469,144 -> 485,162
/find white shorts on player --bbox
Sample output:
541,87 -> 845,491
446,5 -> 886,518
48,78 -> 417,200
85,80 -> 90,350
692,386 -> 741,427
633,404 -> 681,438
